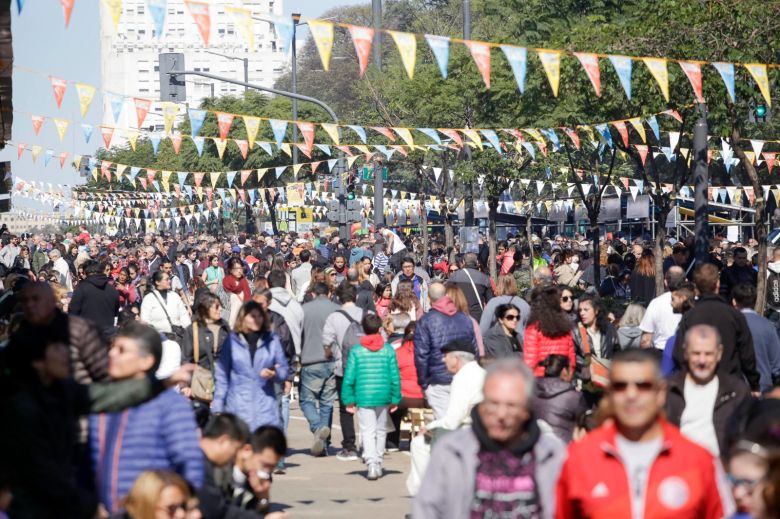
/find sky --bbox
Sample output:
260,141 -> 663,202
4,0 -> 366,213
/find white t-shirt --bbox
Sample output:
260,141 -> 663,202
616,434 -> 663,519
680,375 -> 720,456
639,291 -> 681,350
381,229 -> 406,255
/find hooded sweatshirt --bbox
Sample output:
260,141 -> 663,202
340,334 -> 401,408
268,287 -> 304,355
69,274 -> 120,332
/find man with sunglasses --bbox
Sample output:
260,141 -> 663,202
556,348 -> 734,519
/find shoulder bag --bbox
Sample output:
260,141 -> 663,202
152,291 -> 186,344
579,325 -> 610,388
190,321 -> 216,403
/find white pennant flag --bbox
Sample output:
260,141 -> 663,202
750,140 -> 765,164
668,131 -> 680,152
629,185 -> 639,201
432,167 -> 442,182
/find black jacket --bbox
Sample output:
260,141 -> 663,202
672,294 -> 760,391
447,267 -> 493,321
356,281 -> 377,315
482,322 -> 522,359
68,274 -> 120,332
665,371 -> 751,455
719,265 -> 758,298
197,457 -> 262,519
181,319 -> 231,370
533,377 -> 588,443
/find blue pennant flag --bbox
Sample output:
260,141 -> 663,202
500,45 -> 528,94
88,157 -> 98,169
545,166 -> 552,179
597,143 -> 606,160
184,185 -> 193,198
541,129 -> 560,150
275,166 -> 286,179
107,94 -> 124,123
225,171 -> 236,187
347,125 -> 367,144
661,147 -> 674,161
147,0 -> 166,37
188,109 -> 207,137
129,166 -> 141,180
248,189 -> 257,204
258,142 -> 273,155
521,141 -> 535,160
152,181 -> 160,192
646,116 -> 660,141
150,134 -> 161,155
480,130 -> 502,154
273,16 -> 294,54
417,128 -> 442,145
15,0 -> 23,14
374,145 -> 394,160
44,149 -> 53,166
81,123 -> 93,143
177,172 -> 187,185
327,159 -> 338,171
595,124 -> 613,148
315,143 -> 331,156
193,137 -> 204,156
269,119 -> 288,147
608,55 -> 632,100
712,62 -> 736,103
635,180 -> 644,193
425,34 -> 450,79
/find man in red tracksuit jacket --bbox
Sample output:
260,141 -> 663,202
556,348 -> 734,519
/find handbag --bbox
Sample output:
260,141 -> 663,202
579,325 -> 611,388
190,321 -> 216,403
462,268 -> 485,311
152,291 -> 186,343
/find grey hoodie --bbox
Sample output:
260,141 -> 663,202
269,287 -> 305,355
301,295 -> 340,365
617,325 -> 643,349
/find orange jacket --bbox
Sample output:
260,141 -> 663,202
555,420 -> 733,519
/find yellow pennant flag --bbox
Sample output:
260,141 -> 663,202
523,128 -> 545,143
292,163 -> 304,178
463,129 -> 483,149
162,170 -> 172,184
31,145 -> 43,162
354,145 -> 370,155
116,164 -> 128,179
321,123 -> 340,145
213,138 -> 227,159
75,83 -> 96,117
53,118 -> 69,141
745,64 -> 771,106
242,116 -> 260,148
308,20 -> 334,71
628,118 -> 646,143
392,127 -> 415,147
257,168 -> 267,182
163,103 -> 179,135
347,155 -> 361,168
125,128 -> 139,150
161,180 -> 170,193
72,154 -> 82,170
280,143 -> 292,157
225,6 -> 254,49
537,50 -> 561,96
642,58 -> 670,101
210,171 -> 221,187
388,30 -> 417,79
102,0 -> 123,31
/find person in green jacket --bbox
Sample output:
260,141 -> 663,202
342,313 -> 401,481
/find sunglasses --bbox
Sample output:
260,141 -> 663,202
503,314 -> 520,321
610,380 -> 656,392
561,296 -> 572,302
160,503 -> 186,517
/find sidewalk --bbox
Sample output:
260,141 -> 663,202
270,403 -> 413,518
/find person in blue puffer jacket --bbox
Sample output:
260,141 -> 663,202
413,281 -> 478,419
212,301 -> 289,431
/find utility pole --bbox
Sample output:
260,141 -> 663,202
372,0 -> 385,227
462,0 -> 474,226
291,13 -> 301,166
693,102 -> 709,265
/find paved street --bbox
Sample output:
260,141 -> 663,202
270,402 -> 413,518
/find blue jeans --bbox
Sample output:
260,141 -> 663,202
300,361 -> 336,434
275,382 -> 292,467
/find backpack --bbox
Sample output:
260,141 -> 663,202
269,310 -> 295,362
768,270 -> 780,311
338,310 -> 365,361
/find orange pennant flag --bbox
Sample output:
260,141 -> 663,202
573,52 -> 601,96
170,134 -> 182,154
297,122 -> 316,156
134,98 -> 152,128
215,112 -> 234,140
31,115 -> 44,135
372,127 -> 396,141
100,126 -> 114,148
61,0 -> 75,26
438,129 -> 463,147
59,152 -> 69,168
184,0 -> 211,46
612,121 -> 629,147
49,76 -> 67,108
465,41 -> 491,89
235,139 -> 248,159
635,144 -> 649,166
347,24 -> 374,77
678,61 -> 704,103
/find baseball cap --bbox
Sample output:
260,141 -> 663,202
231,245 -> 241,253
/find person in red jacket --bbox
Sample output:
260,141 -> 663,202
524,285 -> 576,376
555,348 -> 734,519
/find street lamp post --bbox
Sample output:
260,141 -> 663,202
693,102 -> 709,265
372,0 -> 385,227
203,49 -> 249,93
291,13 -> 301,167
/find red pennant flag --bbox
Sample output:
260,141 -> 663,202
101,161 -> 113,180
464,40 -> 491,89
335,145 -> 354,156
662,109 -> 683,123
170,134 -> 182,154
61,0 -> 75,26
297,122 -> 316,156
764,152 -> 776,174
438,129 -> 463,147
215,112 -> 234,140
347,24 -> 374,77
537,141 -> 548,157
371,127 -> 396,141
563,128 -> 581,149
134,98 -> 152,128
311,161 -> 321,173
392,145 -> 408,157
635,144 -> 649,165
240,170 -> 252,185
100,126 -> 114,148
17,144 -> 25,159
612,121 -> 629,148
184,0 -> 211,46
235,139 -> 248,159
59,152 -> 68,168
678,61 -> 704,103
621,177 -> 629,190
193,172 -> 205,187
31,115 -> 45,135
49,76 -> 67,108
573,52 -> 601,96
503,128 -> 525,141
295,143 -> 312,159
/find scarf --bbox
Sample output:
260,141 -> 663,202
223,274 -> 250,300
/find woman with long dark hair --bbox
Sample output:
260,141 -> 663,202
482,303 -> 523,359
523,285 -> 576,376
629,248 -> 657,304
374,282 -> 392,318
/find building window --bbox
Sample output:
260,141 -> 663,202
137,5 -> 144,14
139,88 -> 149,93
139,29 -> 146,36
154,65 -> 159,72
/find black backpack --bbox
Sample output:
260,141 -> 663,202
269,310 -> 295,362
767,270 -> 780,311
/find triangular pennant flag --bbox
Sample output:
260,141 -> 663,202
31,115 -> 44,135
242,116 -> 260,149
711,62 -> 736,103
425,34 -> 450,79
432,167 -> 442,182
320,123 -> 340,145
225,171 -> 237,187
751,140 -> 765,161
162,102 -> 179,135
134,98 -> 152,128
608,55 -> 632,100
388,30 -> 417,79
148,0 -> 167,38
270,15 -> 293,54
170,133 -> 182,154
49,76 -> 67,108
314,143 -> 331,156
347,24 -> 374,77
481,130 -> 502,153
646,116 -> 660,142
465,40 -> 491,88
100,126 -> 114,148
125,128 -> 139,150
193,172 -> 205,188
58,151 -> 69,168
417,128 -> 442,145
215,112 -> 234,140
209,172 -> 221,187
763,153 -> 776,174
297,122 -> 316,156
679,61 -> 704,103
270,119 -> 288,147
101,0 -> 122,32
574,52 -> 601,96
629,185 -> 639,201
628,118 -> 646,143
177,172 -> 188,185
184,0 -> 211,46
275,166 -> 287,179
745,63 -> 772,106
189,108 -> 206,137
635,144 -> 649,166
258,142 -> 273,155
235,139 -> 248,159
348,125 -> 367,143
30,145 -> 43,163
106,93 -> 124,123
240,169 -> 253,185
213,138 -> 227,159
595,123 -> 613,148
150,134 -> 161,155
16,143 -> 25,159
295,143 -> 312,159
44,149 -> 54,166
612,121 -> 629,148
75,83 -> 96,117
438,129 -> 463,147
308,20 -> 334,71
643,58 -> 670,101
668,131 -> 680,152
563,128 -> 581,150
280,143 -> 292,157
500,45 -> 528,94
536,50 -> 561,96
225,6 -> 254,49
372,127 -> 396,141
193,136 -> 204,156
393,127 -> 415,147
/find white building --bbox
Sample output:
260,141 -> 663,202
99,0 -> 289,134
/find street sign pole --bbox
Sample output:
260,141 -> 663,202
693,102 -> 709,265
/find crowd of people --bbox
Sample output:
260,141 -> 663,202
0,222 -> 779,519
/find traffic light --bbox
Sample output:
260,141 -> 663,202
159,53 -> 187,102
346,173 -> 357,200
749,100 -> 771,123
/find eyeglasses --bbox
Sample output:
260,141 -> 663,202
159,503 -> 186,517
727,475 -> 762,494
503,314 -> 520,321
610,380 -> 656,392
561,296 -> 572,302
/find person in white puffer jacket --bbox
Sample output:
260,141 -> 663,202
140,270 -> 191,340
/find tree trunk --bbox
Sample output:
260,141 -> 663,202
488,196 -> 498,281
732,130 -> 767,313
654,201 -> 670,295
526,204 -> 535,274
264,188 -> 279,235
464,191 -> 475,227
590,213 -> 601,288
444,211 -> 454,251
420,199 -> 430,270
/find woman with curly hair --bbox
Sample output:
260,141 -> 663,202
523,285 -> 576,376
391,279 -> 423,321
